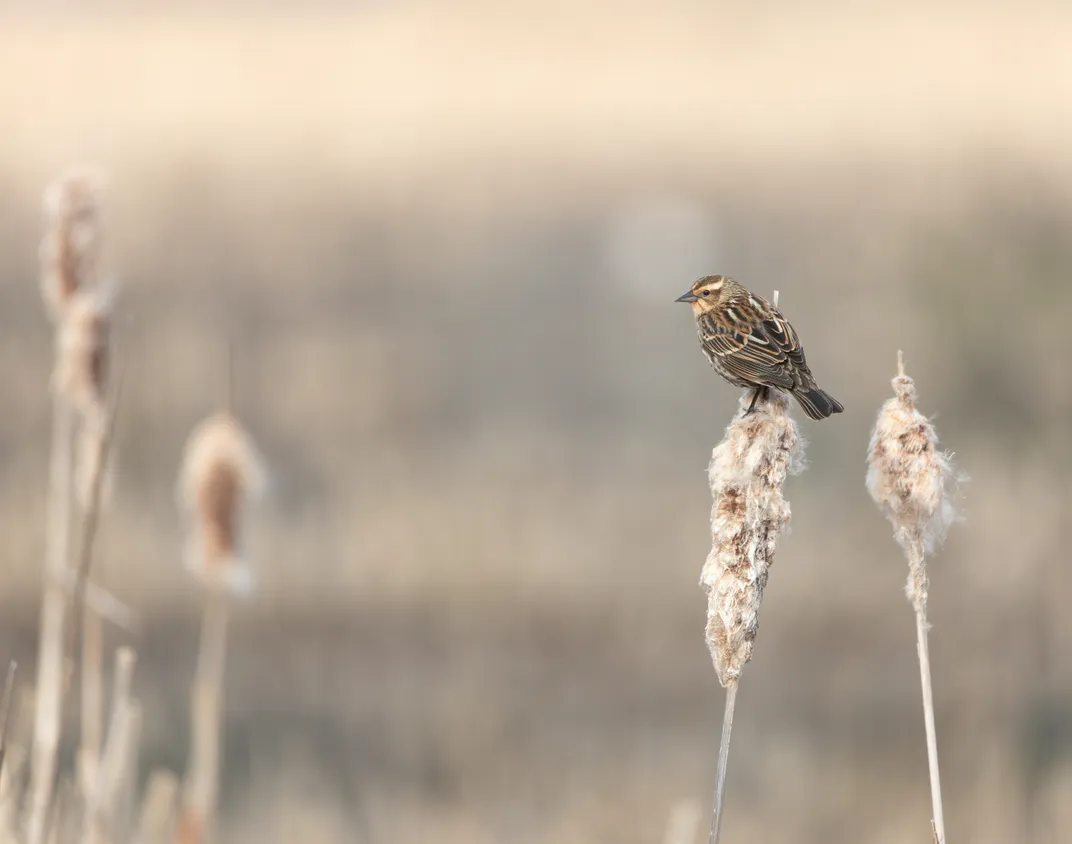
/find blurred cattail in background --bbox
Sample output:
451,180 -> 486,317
53,288 -> 111,421
177,413 -> 266,598
699,377 -> 805,843
867,350 -> 962,844
177,411 -> 265,844
39,168 -> 105,324
27,169 -> 111,844
52,287 -> 114,508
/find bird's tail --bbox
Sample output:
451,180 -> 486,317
792,388 -> 844,420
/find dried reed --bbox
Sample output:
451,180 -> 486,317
0,663 -> 16,783
66,360 -> 123,812
28,358 -> 76,844
176,412 -> 265,844
39,169 -> 104,324
134,770 -> 179,844
78,611 -> 103,808
30,168 -> 118,844
867,351 -> 960,844
700,382 -> 805,844
84,648 -> 140,844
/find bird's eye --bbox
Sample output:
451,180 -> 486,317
701,290 -> 711,297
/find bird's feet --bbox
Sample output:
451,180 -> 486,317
743,387 -> 769,416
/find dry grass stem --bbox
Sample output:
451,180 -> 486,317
28,398 -> 75,844
62,329 -> 123,839
45,776 -> 75,844
0,688 -> 30,839
39,168 -> 105,323
700,387 -> 805,843
134,770 -> 179,844
177,591 -> 229,844
867,350 -> 961,844
59,574 -> 138,633
66,359 -> 123,701
178,413 -> 266,597
0,662 -> 17,783
708,682 -> 737,844
85,648 -> 139,844
78,611 -> 103,803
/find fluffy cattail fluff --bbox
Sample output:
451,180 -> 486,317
52,287 -> 114,506
701,390 -> 806,687
866,352 -> 960,613
39,167 -> 105,321
178,413 -> 266,597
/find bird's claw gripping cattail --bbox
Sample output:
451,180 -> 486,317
676,275 -> 844,420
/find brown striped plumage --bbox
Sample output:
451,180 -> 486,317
676,275 -> 844,420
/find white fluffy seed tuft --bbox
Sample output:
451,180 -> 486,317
701,390 -> 805,687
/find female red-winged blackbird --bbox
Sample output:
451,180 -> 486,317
676,275 -> 844,420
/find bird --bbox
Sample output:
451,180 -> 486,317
675,275 -> 844,420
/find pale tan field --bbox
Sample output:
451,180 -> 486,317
1,2 -> 1071,842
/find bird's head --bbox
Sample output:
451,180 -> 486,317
674,275 -> 740,314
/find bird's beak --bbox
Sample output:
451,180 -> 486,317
675,291 -> 699,303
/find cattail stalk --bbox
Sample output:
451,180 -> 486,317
30,171 -> 107,844
177,591 -> 228,844
78,612 -> 103,819
28,400 -> 75,844
84,648 -> 139,844
700,381 -> 804,843
708,683 -> 737,844
867,351 -> 959,844
176,413 -> 264,843
66,360 -> 123,815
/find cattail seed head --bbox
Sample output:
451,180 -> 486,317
39,167 -> 105,321
178,413 -> 266,597
867,351 -> 960,612
701,391 -> 805,687
52,288 -> 112,423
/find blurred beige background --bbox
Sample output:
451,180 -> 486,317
2,1 -> 1071,842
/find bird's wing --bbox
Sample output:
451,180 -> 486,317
760,306 -> 810,373
698,310 -> 795,389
